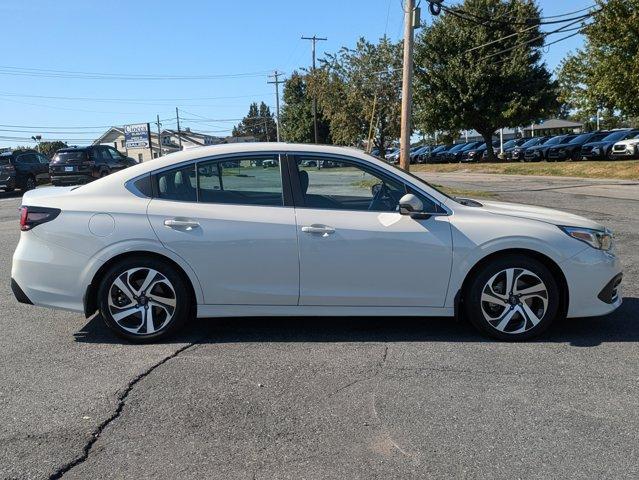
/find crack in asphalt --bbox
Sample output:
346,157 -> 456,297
47,342 -> 199,480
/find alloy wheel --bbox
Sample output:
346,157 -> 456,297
480,268 -> 548,335
107,267 -> 177,335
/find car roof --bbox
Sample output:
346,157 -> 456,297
57,146 -> 90,152
75,142 -> 453,205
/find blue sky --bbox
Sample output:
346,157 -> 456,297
0,0 -> 591,148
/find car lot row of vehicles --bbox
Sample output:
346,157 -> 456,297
0,145 -> 138,192
381,128 -> 639,164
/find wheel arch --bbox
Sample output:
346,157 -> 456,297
84,251 -> 198,317
454,248 -> 569,321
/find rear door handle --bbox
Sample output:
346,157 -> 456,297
164,218 -> 200,230
301,224 -> 335,235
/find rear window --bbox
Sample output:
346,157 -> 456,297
52,151 -> 87,163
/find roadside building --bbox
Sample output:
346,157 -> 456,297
93,127 -> 230,162
523,119 -> 584,138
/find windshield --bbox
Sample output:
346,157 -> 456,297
601,130 -> 632,142
448,144 -> 466,153
543,136 -> 565,146
501,140 -> 517,149
520,138 -> 542,148
569,134 -> 592,144
432,145 -> 448,153
461,142 -> 479,151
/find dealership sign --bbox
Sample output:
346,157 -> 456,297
124,123 -> 151,149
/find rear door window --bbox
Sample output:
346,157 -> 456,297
197,155 -> 283,206
156,164 -> 197,202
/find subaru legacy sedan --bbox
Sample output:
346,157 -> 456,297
11,144 -> 622,342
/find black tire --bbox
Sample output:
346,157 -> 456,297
97,257 -> 192,342
463,255 -> 561,341
22,176 -> 36,191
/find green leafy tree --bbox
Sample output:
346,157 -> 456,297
562,0 -> 639,120
310,36 -> 402,157
280,71 -> 331,144
414,0 -> 558,160
38,141 -> 68,158
232,101 -> 277,142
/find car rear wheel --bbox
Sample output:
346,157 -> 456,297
97,258 -> 191,342
464,255 -> 561,341
23,176 -> 36,191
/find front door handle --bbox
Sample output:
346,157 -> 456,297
301,224 -> 335,235
164,218 -> 200,230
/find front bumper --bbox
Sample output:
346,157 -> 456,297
562,247 -> 623,318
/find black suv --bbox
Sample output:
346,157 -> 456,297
0,149 -> 50,192
581,129 -> 639,161
547,132 -> 609,162
50,145 -> 137,186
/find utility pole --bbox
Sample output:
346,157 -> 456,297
267,70 -> 284,142
156,115 -> 162,158
400,0 -> 416,171
302,34 -> 327,144
175,107 -> 183,150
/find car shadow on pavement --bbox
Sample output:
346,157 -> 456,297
73,297 -> 639,348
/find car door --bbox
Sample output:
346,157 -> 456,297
289,154 -> 453,307
35,153 -> 50,181
146,154 -> 299,306
105,146 -> 129,171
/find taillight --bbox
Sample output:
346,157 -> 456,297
19,206 -> 61,231
2,164 -> 15,172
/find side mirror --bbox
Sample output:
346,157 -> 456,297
399,193 -> 430,219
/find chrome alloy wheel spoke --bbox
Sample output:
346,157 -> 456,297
108,267 -> 177,335
480,268 -> 548,334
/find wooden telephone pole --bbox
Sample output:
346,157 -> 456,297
267,70 -> 285,142
400,0 -> 416,171
302,35 -> 327,144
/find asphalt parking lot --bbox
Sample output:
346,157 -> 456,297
1,174 -> 638,480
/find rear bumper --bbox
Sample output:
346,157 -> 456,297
11,278 -> 33,304
50,174 -> 93,185
11,230 -> 98,313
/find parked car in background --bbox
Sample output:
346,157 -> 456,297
510,137 -> 549,162
581,129 -> 639,161
429,145 -> 454,163
0,149 -> 50,192
523,134 -> 577,162
547,132 -> 610,162
12,143 -> 622,342
446,142 -> 482,163
482,138 -> 528,161
413,145 -> 435,163
50,145 -> 137,186
409,146 -> 429,163
494,138 -> 528,161
462,141 -> 499,163
610,132 -> 639,160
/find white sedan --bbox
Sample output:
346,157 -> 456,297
11,143 -> 622,342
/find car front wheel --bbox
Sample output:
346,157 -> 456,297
97,258 -> 191,342
464,255 -> 561,341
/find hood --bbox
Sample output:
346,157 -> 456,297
615,138 -> 639,147
475,199 -> 604,230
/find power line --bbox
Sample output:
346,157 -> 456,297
0,91 -> 275,104
478,16 -> 591,61
0,65 -> 272,80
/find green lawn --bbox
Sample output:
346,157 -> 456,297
412,160 -> 639,180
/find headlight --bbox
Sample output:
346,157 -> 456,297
560,226 -> 614,251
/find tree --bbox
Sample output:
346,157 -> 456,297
232,102 -> 277,142
38,141 -> 68,158
280,71 -> 331,144
414,0 -> 558,160
562,0 -> 639,120
310,36 -> 402,157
